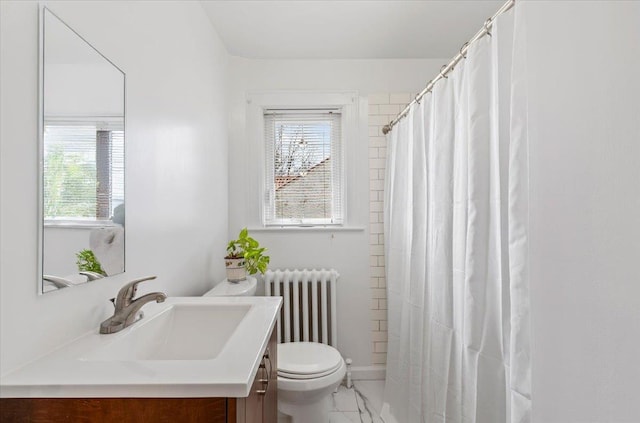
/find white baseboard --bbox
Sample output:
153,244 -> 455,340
350,365 -> 386,380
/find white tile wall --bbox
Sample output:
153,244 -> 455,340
368,93 -> 413,365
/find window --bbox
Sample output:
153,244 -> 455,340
264,109 -> 343,226
43,120 -> 124,224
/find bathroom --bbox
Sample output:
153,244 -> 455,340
0,1 -> 638,422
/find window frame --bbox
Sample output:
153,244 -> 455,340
246,91 -> 358,229
263,108 -> 343,226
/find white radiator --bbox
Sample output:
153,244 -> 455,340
264,269 -> 339,347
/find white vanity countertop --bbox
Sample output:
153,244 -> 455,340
0,296 -> 282,398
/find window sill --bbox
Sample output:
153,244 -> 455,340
44,221 -> 120,229
248,226 -> 365,233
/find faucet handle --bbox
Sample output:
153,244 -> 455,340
115,276 -> 157,310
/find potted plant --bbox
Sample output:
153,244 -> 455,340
225,228 -> 270,282
76,249 -> 107,276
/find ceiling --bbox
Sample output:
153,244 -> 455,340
199,1 -> 505,59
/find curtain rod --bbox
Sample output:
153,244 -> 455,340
382,0 -> 515,135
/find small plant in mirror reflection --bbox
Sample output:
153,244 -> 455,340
226,228 -> 270,275
76,249 -> 106,276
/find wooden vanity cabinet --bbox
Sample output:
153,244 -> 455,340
0,326 -> 278,423
232,325 -> 278,423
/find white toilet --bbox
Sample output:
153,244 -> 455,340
277,341 -> 346,423
204,274 -> 346,423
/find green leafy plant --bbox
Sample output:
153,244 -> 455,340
226,228 -> 270,275
76,249 -> 106,276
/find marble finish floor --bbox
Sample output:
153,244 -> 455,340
277,380 -> 385,423
329,380 -> 385,423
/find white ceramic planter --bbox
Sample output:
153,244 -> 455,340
225,257 -> 247,282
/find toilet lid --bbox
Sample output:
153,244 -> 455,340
277,342 -> 343,379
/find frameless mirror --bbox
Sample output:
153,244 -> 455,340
39,7 -> 126,294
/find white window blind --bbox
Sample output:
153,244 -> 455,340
264,109 -> 343,225
44,120 -> 124,222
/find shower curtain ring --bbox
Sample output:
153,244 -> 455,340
440,65 -> 449,79
460,42 -> 470,59
484,18 -> 493,36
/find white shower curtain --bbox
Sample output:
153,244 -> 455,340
382,8 -> 531,423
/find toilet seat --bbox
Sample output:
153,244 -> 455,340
277,357 -> 347,393
277,342 -> 343,380
278,364 -> 342,380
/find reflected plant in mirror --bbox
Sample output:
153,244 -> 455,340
40,7 -> 126,294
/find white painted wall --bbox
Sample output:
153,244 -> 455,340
521,2 -> 640,422
228,58 -> 444,368
0,0 -> 229,375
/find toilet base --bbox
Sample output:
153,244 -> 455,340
278,395 -> 331,423
277,410 -> 291,423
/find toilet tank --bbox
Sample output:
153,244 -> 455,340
203,275 -> 257,297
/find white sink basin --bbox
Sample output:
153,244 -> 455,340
83,303 -> 251,361
0,297 -> 282,398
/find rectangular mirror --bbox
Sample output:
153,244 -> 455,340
39,7 -> 126,294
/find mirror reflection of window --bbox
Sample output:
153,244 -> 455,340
43,120 -> 124,223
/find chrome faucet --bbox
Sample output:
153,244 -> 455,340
100,276 -> 167,334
